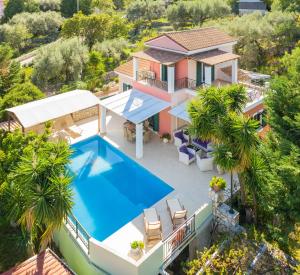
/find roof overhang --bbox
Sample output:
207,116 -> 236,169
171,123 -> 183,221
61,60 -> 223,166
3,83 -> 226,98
7,90 -> 100,129
132,49 -> 185,65
191,50 -> 240,66
100,89 -> 170,124
169,101 -> 191,123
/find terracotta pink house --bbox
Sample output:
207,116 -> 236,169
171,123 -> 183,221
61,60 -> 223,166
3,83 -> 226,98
115,27 -> 267,138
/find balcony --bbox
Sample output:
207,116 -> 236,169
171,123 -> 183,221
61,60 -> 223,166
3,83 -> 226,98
138,70 -> 204,92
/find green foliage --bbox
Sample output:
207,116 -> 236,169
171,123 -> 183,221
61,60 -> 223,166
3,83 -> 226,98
32,38 -> 89,91
0,82 -> 44,120
0,24 -> 32,54
39,0 -> 61,11
0,44 -> 22,96
61,12 -> 129,49
60,0 -> 92,17
92,0 -> 115,13
127,0 -> 165,24
167,0 -> 231,29
206,11 -> 300,71
209,176 -> 227,190
130,240 -> 144,249
0,129 -> 73,252
9,11 -> 63,37
93,38 -> 131,71
4,0 -> 39,20
266,77 -> 300,147
272,0 -> 300,12
189,85 -> 258,205
82,51 -> 105,91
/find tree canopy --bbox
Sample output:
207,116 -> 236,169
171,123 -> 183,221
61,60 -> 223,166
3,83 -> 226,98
61,12 -> 129,49
167,0 -> 231,29
32,38 -> 89,90
0,129 -> 73,253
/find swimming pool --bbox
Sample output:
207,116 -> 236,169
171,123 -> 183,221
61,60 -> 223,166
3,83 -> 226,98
68,135 -> 173,241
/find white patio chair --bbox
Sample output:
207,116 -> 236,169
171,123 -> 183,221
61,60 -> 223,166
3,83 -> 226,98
178,145 -> 196,165
196,152 -> 214,172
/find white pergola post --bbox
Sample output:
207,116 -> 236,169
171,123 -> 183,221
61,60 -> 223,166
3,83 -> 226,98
100,106 -> 107,134
133,57 -> 139,81
232,59 -> 238,83
167,66 -> 175,93
136,123 -> 143,159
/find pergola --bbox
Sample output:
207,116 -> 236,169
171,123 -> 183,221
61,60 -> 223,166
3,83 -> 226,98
99,89 -> 170,159
6,90 -> 101,133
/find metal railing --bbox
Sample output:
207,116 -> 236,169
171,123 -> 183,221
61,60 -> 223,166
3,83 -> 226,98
175,77 -> 199,90
163,214 -> 196,264
65,212 -> 91,254
138,71 -> 168,91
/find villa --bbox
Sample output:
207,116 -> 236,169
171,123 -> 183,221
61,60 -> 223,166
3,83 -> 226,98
4,28 -> 269,275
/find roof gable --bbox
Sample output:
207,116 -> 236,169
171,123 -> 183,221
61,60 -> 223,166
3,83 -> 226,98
145,35 -> 188,52
146,27 -> 237,53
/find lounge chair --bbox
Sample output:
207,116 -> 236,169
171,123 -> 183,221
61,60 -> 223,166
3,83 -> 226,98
144,208 -> 162,242
173,129 -> 188,147
192,138 -> 213,153
178,144 -> 196,165
166,198 -> 187,229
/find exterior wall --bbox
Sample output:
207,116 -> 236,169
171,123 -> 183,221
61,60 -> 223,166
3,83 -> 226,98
119,75 -> 134,92
133,82 -> 171,102
244,102 -> 264,117
187,59 -> 197,80
149,61 -> 161,80
215,60 -> 235,83
54,227 -> 106,275
218,45 -> 233,53
175,58 -> 188,80
145,36 -> 188,53
159,108 -> 172,135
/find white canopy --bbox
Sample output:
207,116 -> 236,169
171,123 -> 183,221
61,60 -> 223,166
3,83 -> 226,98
99,89 -> 170,124
169,101 -> 191,123
7,90 -> 100,129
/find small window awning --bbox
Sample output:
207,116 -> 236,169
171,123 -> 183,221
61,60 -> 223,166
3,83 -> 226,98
6,90 -> 100,129
100,89 -> 170,124
191,50 -> 240,66
169,101 -> 191,123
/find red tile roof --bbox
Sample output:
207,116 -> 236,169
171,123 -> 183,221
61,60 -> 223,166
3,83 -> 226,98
147,27 -> 237,51
2,249 -> 74,275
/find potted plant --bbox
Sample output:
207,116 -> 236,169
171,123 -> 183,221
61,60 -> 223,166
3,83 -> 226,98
161,133 -> 171,143
209,176 -> 226,192
130,240 -> 144,256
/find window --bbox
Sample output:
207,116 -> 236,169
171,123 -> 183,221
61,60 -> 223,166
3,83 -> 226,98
123,83 -> 132,92
161,64 -> 168,82
253,110 -> 267,129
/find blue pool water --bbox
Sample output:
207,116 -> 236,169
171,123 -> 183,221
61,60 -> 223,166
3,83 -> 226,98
68,135 -> 173,241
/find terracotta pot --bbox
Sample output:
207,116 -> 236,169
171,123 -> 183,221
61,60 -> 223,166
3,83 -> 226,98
213,185 -> 220,192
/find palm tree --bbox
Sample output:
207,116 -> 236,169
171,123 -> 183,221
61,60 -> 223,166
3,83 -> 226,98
7,141 -> 73,252
188,85 -> 259,208
213,144 -> 240,213
241,153 -> 267,223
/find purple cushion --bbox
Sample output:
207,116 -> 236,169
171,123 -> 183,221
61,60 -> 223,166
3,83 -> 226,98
175,131 -> 188,143
192,138 -> 211,151
179,146 -> 194,160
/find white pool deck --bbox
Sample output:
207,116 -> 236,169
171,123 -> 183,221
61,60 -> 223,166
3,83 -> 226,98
71,112 -> 231,260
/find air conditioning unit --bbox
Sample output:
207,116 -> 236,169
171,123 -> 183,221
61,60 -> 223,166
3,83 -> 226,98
141,70 -> 155,80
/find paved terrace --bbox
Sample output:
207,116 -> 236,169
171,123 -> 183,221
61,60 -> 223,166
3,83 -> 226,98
69,112 -> 231,260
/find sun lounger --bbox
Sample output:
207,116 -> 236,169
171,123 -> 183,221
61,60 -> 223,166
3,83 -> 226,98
166,198 -> 187,229
144,208 -> 162,242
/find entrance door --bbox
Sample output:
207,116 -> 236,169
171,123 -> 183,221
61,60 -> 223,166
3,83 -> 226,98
148,114 -> 159,132
196,62 -> 202,86
204,66 -> 212,85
